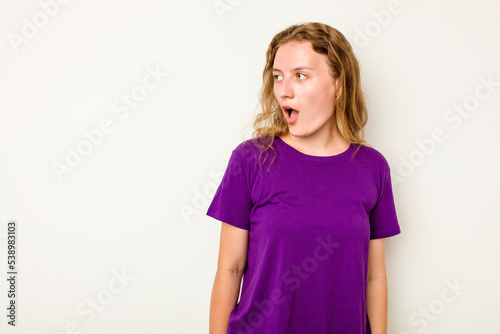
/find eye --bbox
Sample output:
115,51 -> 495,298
273,74 -> 283,81
296,73 -> 306,79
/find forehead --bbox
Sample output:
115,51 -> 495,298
273,40 -> 329,71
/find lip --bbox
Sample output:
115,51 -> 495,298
282,104 -> 298,116
282,104 -> 299,124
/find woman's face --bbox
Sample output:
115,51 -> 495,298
273,40 -> 339,138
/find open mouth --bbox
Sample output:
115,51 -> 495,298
283,105 -> 299,124
283,105 -> 297,117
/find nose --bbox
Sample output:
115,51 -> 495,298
278,76 -> 294,99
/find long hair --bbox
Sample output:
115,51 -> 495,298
245,22 -> 371,170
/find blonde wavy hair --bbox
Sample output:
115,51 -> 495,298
244,22 -> 371,170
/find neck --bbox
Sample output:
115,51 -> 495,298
281,128 -> 350,157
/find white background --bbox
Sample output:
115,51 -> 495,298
1,0 -> 499,333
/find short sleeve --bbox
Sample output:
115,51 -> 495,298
369,159 -> 401,239
206,149 -> 252,230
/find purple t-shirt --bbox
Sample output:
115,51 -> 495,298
207,136 -> 401,334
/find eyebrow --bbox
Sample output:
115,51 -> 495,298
272,66 -> 314,72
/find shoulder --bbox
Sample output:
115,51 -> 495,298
234,138 -> 261,155
355,144 -> 388,162
353,144 -> 391,173
232,137 -> 274,161
222,139 -> 260,173
229,137 -> 280,177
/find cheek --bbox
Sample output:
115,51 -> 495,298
316,84 -> 336,107
303,85 -> 330,107
307,89 -> 335,115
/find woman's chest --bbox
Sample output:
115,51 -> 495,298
248,164 -> 379,241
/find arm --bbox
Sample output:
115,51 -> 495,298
209,222 -> 249,334
366,238 -> 388,334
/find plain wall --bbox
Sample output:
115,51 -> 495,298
1,0 -> 499,333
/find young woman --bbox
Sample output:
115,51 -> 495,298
207,22 -> 401,334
